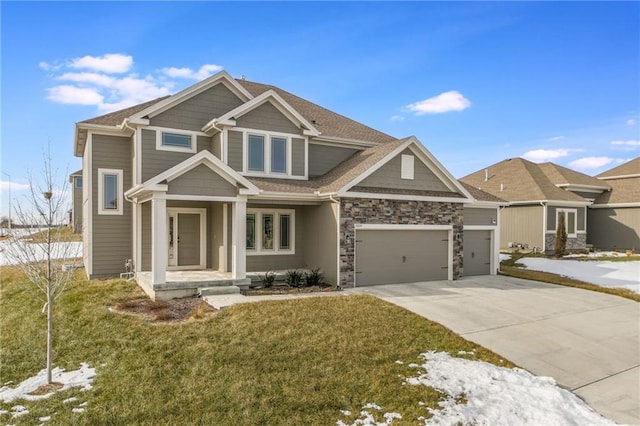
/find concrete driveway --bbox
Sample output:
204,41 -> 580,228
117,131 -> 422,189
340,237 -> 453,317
346,275 -> 640,425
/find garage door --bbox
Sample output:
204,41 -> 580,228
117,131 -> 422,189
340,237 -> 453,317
355,229 -> 449,286
463,230 -> 491,276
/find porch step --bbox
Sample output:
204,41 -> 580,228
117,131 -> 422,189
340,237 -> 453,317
198,285 -> 241,297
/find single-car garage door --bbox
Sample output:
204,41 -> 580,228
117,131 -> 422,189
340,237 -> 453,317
463,230 -> 491,276
355,229 -> 449,286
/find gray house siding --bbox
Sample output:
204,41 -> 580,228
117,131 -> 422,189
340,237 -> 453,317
212,133 -> 222,159
246,204 -> 305,271
292,138 -> 305,177
141,202 -> 151,271
236,102 -> 300,134
227,130 -> 243,171
302,202 -> 338,285
463,207 -> 497,226
91,134 -> 133,277
546,206 -> 586,231
72,176 -> 83,233
308,144 -> 359,177
167,164 -> 238,197
357,149 -> 450,192
141,129 -> 211,182
150,83 -> 244,131
588,207 -> 640,250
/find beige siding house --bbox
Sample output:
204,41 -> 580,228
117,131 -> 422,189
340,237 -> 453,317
73,71 -> 484,300
68,170 -> 83,233
461,158 -> 610,253
588,158 -> 640,250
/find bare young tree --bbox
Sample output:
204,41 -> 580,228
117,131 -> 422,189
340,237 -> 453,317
4,150 -> 81,384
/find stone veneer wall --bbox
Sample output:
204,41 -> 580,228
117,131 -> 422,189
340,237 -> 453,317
340,198 -> 463,288
544,233 -> 587,253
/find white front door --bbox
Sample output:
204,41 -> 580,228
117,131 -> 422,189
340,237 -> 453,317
167,208 -> 207,270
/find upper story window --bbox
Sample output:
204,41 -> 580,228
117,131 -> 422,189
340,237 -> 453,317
244,131 -> 290,176
74,176 -> 83,188
98,168 -> 123,215
155,128 -> 197,153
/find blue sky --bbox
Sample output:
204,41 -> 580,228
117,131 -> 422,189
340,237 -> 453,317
1,1 -> 638,218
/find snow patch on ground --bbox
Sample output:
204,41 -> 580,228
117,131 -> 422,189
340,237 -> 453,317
0,363 -> 96,403
406,351 -> 618,425
337,403 -> 402,425
518,257 -> 639,293
0,240 -> 82,266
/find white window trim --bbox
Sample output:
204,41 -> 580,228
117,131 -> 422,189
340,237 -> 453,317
556,208 -> 577,238
74,176 -> 83,188
154,126 -> 198,153
246,208 -> 295,256
401,154 -> 415,180
98,168 -> 123,215
240,128 -> 299,178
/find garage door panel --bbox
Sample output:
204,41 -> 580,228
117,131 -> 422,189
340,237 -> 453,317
463,230 -> 491,276
356,229 -> 448,286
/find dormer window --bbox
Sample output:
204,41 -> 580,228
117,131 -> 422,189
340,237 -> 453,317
244,132 -> 290,176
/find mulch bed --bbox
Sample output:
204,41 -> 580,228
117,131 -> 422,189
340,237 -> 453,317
241,285 -> 338,296
111,297 -> 216,323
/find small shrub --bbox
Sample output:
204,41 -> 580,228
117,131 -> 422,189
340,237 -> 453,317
304,268 -> 324,287
285,269 -> 304,288
260,271 -> 276,288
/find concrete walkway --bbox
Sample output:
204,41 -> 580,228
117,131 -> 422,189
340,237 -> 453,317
346,275 -> 640,425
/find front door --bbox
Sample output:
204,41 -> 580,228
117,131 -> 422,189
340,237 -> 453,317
168,209 -> 206,269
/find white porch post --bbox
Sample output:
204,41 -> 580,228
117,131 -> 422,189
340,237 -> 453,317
151,193 -> 167,285
231,196 -> 247,279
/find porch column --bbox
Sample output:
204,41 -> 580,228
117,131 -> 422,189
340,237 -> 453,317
151,194 -> 167,285
231,196 -> 247,279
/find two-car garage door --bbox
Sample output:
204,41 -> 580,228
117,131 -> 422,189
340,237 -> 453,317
355,229 -> 449,286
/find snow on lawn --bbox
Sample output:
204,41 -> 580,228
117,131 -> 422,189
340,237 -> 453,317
518,257 -> 640,293
0,363 -> 96,403
337,352 -> 620,426
0,240 -> 82,266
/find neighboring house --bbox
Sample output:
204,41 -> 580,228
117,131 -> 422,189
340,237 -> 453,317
588,158 -> 640,250
69,169 -> 83,233
73,71 -> 480,299
461,158 -> 610,253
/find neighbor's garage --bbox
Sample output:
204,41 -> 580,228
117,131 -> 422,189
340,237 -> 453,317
463,230 -> 492,276
355,228 -> 449,286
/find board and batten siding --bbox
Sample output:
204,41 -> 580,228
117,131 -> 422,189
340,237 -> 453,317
140,129 -> 212,181
302,202 -> 338,285
246,204 -> 306,271
91,134 -> 133,277
587,207 -> 640,250
357,149 -> 450,192
292,138 -> 305,177
227,130 -> 243,172
236,102 -> 301,134
150,84 -> 244,131
546,206 -> 586,231
167,164 -> 237,197
500,205 -> 544,250
308,144 -> 359,177
463,207 -> 497,226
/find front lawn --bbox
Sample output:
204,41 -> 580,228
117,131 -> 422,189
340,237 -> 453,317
0,266 -> 511,425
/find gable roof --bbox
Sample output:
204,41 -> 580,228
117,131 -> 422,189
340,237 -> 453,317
460,158 -> 590,204
80,96 -> 170,126
596,157 -> 640,179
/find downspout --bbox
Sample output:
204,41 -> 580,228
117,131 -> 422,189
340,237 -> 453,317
122,118 -> 139,280
540,201 -> 547,254
210,119 -> 225,162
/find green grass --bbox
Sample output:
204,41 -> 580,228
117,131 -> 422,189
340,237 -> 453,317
500,252 -> 640,302
0,267 -> 513,425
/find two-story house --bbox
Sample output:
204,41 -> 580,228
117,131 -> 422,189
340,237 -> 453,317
74,71 -> 489,300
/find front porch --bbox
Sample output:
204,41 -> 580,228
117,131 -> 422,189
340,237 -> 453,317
136,270 -> 251,301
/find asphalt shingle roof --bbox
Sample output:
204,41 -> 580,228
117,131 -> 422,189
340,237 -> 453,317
596,157 -> 640,178
593,177 -> 640,205
459,182 -> 506,203
81,97 -> 170,126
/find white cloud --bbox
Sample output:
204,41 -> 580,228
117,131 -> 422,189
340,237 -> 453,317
69,54 -> 133,74
0,181 -> 31,192
46,85 -> 104,105
390,115 -> 405,122
522,148 -> 582,163
547,136 -> 564,142
626,119 -> 636,126
404,91 -> 471,115
58,72 -> 115,87
38,61 -> 62,72
161,64 -> 224,80
568,157 -> 613,170
611,140 -> 640,147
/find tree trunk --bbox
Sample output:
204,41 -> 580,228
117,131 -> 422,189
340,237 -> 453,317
47,291 -> 53,384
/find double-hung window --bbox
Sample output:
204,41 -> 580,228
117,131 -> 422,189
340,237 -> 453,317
246,133 -> 288,175
246,209 -> 295,254
98,168 -> 123,215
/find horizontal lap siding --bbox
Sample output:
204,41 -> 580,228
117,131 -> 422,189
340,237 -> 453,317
227,131 -> 243,172
308,144 -> 359,177
358,149 -> 450,192
463,207 -> 497,226
167,164 -> 237,197
587,207 -> 640,250
141,203 -> 151,271
236,102 -> 300,134
292,138 -> 305,177
302,203 -> 338,285
141,129 -> 212,182
91,134 -> 133,277
150,84 -> 244,131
